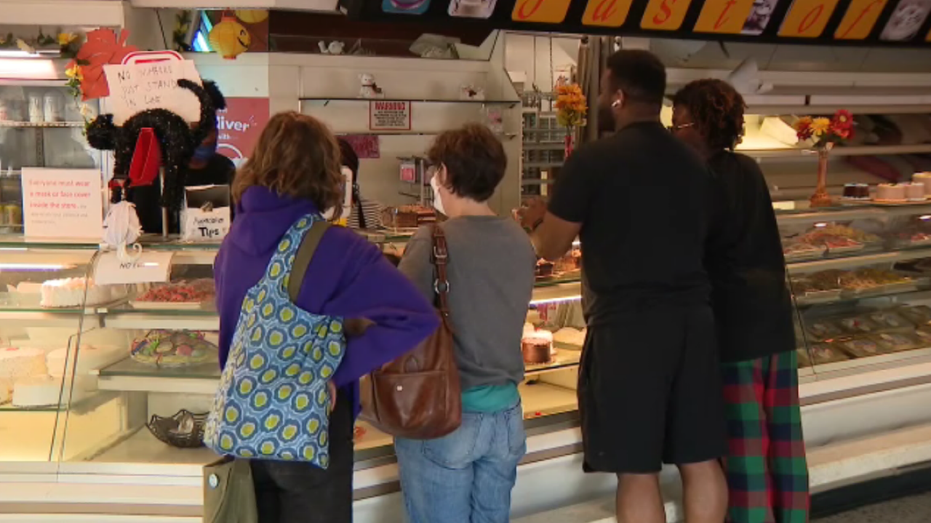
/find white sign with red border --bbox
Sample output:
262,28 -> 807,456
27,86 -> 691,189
369,101 -> 412,131
121,50 -> 184,65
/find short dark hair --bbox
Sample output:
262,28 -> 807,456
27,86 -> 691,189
337,138 -> 359,177
428,124 -> 506,202
606,50 -> 667,107
673,79 -> 746,151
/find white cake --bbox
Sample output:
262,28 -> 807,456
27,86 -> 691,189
12,376 -> 88,407
0,347 -> 47,381
47,345 -> 124,378
906,183 -> 925,201
876,184 -> 907,201
553,327 -> 587,348
914,173 -> 931,195
40,278 -> 123,308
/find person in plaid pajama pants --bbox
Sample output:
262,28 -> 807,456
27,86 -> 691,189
672,79 -> 811,523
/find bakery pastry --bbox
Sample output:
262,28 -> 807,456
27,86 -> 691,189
130,330 -> 218,367
0,347 -> 47,382
906,183 -> 926,201
876,183 -> 907,201
40,278 -> 124,308
809,342 -> 849,364
872,332 -> 919,352
136,280 -> 215,304
535,260 -> 555,278
382,205 -> 435,229
12,376 -> 88,407
913,173 -> 931,195
521,330 -> 553,365
897,305 -> 931,325
836,337 -> 881,358
838,317 -> 880,334
806,320 -> 843,341
867,311 -> 911,329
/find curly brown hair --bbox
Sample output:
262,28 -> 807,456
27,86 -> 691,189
232,111 -> 343,218
672,79 -> 746,152
427,123 -> 506,202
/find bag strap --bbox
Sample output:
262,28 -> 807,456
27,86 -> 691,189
432,225 -> 450,315
288,219 -> 330,302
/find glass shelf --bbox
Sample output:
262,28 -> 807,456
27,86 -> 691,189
300,97 -> 519,108
98,358 -> 220,380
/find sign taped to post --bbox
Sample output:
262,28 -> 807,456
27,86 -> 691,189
103,60 -> 202,125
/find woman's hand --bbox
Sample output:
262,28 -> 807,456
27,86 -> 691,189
345,317 -> 375,338
328,381 -> 337,414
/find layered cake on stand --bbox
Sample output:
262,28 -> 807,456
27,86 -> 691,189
521,330 -> 554,365
12,375 -> 89,408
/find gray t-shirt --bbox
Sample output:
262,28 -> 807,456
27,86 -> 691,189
398,216 -> 535,390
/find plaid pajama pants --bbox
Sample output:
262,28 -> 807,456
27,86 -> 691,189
722,350 -> 810,523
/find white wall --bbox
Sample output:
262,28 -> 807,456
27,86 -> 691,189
505,34 -> 579,92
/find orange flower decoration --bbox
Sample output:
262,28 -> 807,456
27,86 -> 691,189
67,29 -> 138,101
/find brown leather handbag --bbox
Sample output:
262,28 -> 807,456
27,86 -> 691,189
360,225 -> 462,439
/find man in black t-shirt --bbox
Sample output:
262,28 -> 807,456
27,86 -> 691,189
521,50 -> 728,523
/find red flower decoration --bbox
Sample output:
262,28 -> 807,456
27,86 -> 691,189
832,109 -> 854,131
67,28 -> 138,101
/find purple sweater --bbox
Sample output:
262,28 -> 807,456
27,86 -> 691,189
214,186 -> 439,417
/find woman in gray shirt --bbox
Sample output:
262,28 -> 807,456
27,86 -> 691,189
397,124 -> 536,523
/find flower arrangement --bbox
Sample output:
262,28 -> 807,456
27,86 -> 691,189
65,29 -> 138,130
794,109 -> 854,150
554,83 -> 587,129
0,28 -> 81,58
793,109 -> 853,208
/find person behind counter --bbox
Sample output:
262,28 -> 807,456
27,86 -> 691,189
213,111 -> 439,523
337,138 -> 383,229
520,50 -> 728,523
129,115 -> 237,235
672,79 -> 809,523
395,124 -> 536,523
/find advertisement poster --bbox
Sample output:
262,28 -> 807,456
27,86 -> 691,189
880,0 -> 931,40
216,97 -> 270,168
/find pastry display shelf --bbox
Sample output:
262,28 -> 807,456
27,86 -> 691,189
0,308 -> 97,327
300,97 -> 519,108
807,346 -> 931,378
741,144 -> 931,160
0,121 -> 86,129
95,358 -> 220,395
787,247 -> 931,275
794,282 -> 931,308
529,281 -> 582,305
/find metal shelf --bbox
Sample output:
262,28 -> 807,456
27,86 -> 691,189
787,248 -> 931,275
741,144 -> 931,159
301,97 -> 519,108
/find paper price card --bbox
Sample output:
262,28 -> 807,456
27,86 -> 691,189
694,0 -> 758,33
641,0 -> 693,30
511,0 -> 572,22
779,0 -> 841,37
103,60 -> 202,126
21,168 -> 102,241
582,0 -> 635,26
94,251 -> 174,285
835,0 -> 889,39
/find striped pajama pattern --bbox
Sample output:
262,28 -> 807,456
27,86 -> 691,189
721,350 -> 810,523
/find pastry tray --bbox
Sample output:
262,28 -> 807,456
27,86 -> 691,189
796,289 -> 843,305
784,249 -> 825,262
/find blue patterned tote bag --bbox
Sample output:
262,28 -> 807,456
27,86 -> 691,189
205,214 -> 346,469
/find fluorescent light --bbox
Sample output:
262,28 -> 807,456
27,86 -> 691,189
0,58 -> 57,80
0,263 -> 71,270
920,215 -> 931,221
529,295 -> 582,306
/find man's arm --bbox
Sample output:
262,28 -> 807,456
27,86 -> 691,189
531,211 -> 581,261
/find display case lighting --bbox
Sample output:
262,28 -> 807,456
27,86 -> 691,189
0,57 -> 57,80
0,263 -> 72,271
920,215 -> 931,221
529,295 -> 582,306
814,222 -> 828,228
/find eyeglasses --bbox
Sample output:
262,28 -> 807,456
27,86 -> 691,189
669,122 -> 695,132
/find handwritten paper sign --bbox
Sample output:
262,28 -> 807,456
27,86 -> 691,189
94,251 -> 174,285
369,101 -> 412,131
22,169 -> 102,240
103,60 -> 202,125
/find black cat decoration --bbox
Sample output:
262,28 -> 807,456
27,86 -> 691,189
86,79 -> 227,211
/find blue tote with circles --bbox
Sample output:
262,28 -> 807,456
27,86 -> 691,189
204,214 -> 346,469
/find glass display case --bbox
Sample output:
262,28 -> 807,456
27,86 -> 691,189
0,83 -> 102,234
781,203 -> 931,377
9,202 -> 931,475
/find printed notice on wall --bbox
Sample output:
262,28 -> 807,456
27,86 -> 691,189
22,168 -> 103,240
103,60 -> 202,125
369,101 -> 412,131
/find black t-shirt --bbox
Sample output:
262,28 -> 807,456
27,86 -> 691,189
548,121 -> 715,325
705,151 -> 796,362
128,154 -> 236,235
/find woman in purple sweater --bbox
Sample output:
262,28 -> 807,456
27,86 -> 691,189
213,111 -> 439,523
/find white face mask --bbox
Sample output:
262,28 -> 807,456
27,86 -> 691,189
323,167 -> 353,221
430,173 -> 446,216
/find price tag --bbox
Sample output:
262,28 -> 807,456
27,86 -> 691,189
94,251 -> 174,285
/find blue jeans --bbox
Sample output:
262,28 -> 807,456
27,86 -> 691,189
394,401 -> 526,523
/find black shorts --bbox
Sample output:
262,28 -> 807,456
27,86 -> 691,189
579,305 -> 727,474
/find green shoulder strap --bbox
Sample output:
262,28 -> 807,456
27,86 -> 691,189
287,220 -> 331,302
